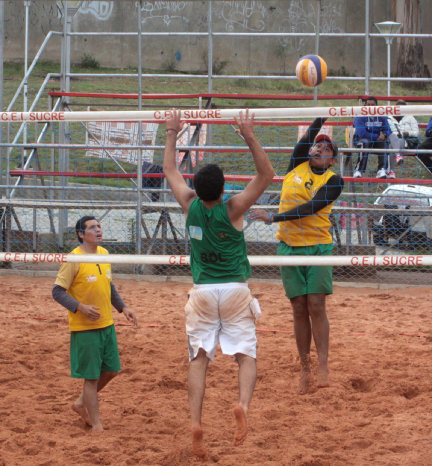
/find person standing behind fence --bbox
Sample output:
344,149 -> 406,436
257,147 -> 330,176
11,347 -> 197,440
387,100 -> 420,178
163,109 -> 274,459
249,117 -> 343,395
52,216 -> 138,431
353,96 -> 392,179
415,117 -> 432,175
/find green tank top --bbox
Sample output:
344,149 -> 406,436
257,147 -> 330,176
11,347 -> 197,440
186,198 -> 251,284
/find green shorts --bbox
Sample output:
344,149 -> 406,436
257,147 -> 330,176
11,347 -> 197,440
278,242 -> 333,299
70,324 -> 121,379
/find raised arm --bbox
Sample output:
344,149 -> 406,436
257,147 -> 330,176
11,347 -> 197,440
227,110 -> 275,226
250,175 -> 344,224
287,117 -> 327,172
162,110 -> 196,214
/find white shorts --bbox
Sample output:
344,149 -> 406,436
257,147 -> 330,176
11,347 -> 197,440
185,282 -> 261,361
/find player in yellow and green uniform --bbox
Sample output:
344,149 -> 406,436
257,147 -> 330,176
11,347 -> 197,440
52,216 -> 138,431
250,118 -> 343,395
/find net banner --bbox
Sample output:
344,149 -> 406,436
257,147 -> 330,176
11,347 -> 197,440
3,104 -> 432,122
177,123 -> 207,167
86,119 -> 159,164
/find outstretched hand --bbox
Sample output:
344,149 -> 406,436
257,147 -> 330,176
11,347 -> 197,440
234,109 -> 255,140
165,109 -> 184,135
123,307 -> 138,326
249,208 -> 272,224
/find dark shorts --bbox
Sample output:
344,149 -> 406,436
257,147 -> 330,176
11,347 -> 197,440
278,242 -> 333,299
70,324 -> 121,379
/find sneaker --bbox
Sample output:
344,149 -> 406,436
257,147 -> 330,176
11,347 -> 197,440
353,170 -> 362,178
395,155 -> 404,166
387,170 -> 396,179
376,168 -> 387,179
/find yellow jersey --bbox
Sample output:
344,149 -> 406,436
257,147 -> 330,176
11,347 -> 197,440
54,246 -> 114,331
276,161 -> 336,246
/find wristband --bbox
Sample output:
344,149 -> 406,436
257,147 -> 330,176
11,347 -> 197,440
267,213 -> 273,225
166,128 -> 178,134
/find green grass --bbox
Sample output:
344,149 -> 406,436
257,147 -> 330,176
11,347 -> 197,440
2,60 -> 431,190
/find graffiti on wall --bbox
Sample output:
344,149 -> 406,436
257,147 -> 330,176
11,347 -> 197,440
78,1 -> 114,21
214,1 -> 267,32
138,1 -> 189,26
279,0 -> 343,52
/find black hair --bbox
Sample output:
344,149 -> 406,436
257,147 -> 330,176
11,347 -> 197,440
365,96 -> 378,104
396,99 -> 407,105
75,216 -> 96,243
193,164 -> 225,201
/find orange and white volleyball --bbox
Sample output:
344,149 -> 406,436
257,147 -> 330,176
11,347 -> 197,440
295,55 -> 328,87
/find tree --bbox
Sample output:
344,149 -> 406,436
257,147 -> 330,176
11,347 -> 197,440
393,0 -> 430,88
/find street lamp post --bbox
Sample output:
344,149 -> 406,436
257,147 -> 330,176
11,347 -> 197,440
375,21 -> 402,103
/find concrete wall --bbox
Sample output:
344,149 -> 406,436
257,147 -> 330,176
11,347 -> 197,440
3,0 -> 432,77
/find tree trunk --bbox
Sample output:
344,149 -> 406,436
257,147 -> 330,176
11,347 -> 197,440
393,0 -> 430,88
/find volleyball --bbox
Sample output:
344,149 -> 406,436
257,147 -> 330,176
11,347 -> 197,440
295,55 -> 327,87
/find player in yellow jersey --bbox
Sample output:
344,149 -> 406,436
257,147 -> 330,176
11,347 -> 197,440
52,216 -> 137,431
250,118 -> 343,394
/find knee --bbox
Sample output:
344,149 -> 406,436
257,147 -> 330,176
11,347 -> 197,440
235,353 -> 255,364
291,305 -> 308,320
190,348 -> 209,365
307,295 -> 327,318
308,305 -> 327,320
290,296 -> 308,320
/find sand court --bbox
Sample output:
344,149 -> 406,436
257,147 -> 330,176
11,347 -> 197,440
1,274 -> 432,464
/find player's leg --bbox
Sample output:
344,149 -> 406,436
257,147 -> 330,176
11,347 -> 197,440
97,371 -> 118,391
218,284 -> 259,445
185,285 -> 219,459
188,348 -> 209,459
305,246 -> 333,388
98,325 -> 121,391
290,294 -> 313,394
70,325 -> 121,430
83,378 -> 103,431
72,391 -> 92,426
307,293 -> 330,387
278,242 -> 312,393
233,353 -> 256,446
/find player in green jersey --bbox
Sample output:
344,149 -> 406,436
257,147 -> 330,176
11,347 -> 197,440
163,109 -> 274,459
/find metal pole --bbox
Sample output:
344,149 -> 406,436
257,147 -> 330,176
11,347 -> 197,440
207,0 -> 213,156
23,1 -> 31,169
207,0 -> 213,94
365,0 -> 370,95
136,0 -> 143,269
387,38 -> 391,104
313,0 -> 321,104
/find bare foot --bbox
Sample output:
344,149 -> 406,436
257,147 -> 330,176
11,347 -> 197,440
297,369 -> 313,395
192,426 -> 208,461
317,365 -> 330,388
91,424 -> 104,432
72,403 -> 92,426
233,405 -> 248,446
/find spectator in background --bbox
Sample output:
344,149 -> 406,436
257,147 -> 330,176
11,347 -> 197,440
353,96 -> 392,179
415,117 -> 432,175
387,100 -> 420,178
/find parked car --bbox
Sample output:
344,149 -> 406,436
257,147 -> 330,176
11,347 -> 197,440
371,184 -> 432,250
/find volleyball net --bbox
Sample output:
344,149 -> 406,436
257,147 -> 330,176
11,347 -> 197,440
1,98 -> 432,285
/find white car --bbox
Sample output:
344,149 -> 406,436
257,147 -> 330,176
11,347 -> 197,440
371,184 -> 432,250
